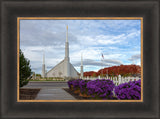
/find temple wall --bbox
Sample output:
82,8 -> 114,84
46,60 -> 79,78
46,60 -> 65,77
70,64 -> 79,78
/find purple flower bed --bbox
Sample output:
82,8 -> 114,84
114,79 -> 141,100
79,80 -> 89,94
86,79 -> 115,99
67,79 -> 141,100
67,79 -> 74,89
72,79 -> 82,90
67,79 -> 82,90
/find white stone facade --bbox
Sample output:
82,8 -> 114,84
46,60 -> 79,78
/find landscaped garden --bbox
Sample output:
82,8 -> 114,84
66,79 -> 141,100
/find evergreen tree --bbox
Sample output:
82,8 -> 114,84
19,49 -> 32,87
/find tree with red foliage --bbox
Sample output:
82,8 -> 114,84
83,71 -> 98,77
84,65 -> 141,77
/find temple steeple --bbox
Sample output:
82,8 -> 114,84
64,25 -> 70,78
66,25 -> 68,42
65,25 -> 69,60
42,51 -> 45,78
80,53 -> 83,79
43,52 -> 45,64
45,25 -> 79,79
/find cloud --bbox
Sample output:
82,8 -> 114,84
20,19 -> 141,74
73,59 -> 122,67
73,59 -> 108,68
103,59 -> 122,65
136,61 -> 141,66
128,54 -> 141,61
76,30 -> 140,48
20,20 -> 78,47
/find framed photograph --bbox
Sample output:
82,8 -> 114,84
1,0 -> 159,119
17,17 -> 143,102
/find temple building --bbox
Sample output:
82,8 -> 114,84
42,26 -> 79,79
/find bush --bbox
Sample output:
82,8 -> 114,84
72,79 -> 81,90
67,79 -> 115,99
67,79 -> 81,90
87,79 -> 115,99
67,79 -> 74,89
79,80 -> 89,94
67,79 -> 141,100
114,80 -> 141,100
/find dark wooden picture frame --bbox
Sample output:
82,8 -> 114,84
1,0 -> 159,118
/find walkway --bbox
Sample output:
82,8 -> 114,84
23,81 -> 76,100
35,87 -> 76,100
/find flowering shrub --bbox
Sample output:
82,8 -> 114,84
67,79 -> 141,100
72,79 -> 81,90
67,80 -> 74,89
79,80 -> 88,94
86,79 -> 115,99
114,79 -> 141,100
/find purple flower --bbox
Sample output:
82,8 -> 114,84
67,80 -> 74,89
114,79 -> 141,100
86,79 -> 115,99
67,79 -> 82,90
79,80 -> 88,93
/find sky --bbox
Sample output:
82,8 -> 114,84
20,19 -> 141,74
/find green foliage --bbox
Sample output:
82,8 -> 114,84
92,73 -> 97,77
19,49 -> 32,87
36,74 -> 41,77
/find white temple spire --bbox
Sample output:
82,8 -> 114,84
66,25 -> 68,42
45,25 -> 79,79
43,51 -> 45,64
65,25 -> 69,59
42,51 -> 45,78
64,25 -> 70,78
81,53 -> 83,66
80,53 -> 83,79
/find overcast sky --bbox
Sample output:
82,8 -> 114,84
20,19 -> 141,74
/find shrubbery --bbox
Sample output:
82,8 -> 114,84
87,79 -> 115,99
114,80 -> 141,100
79,80 -> 88,94
68,79 -> 115,99
67,79 -> 141,100
72,79 -> 81,90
